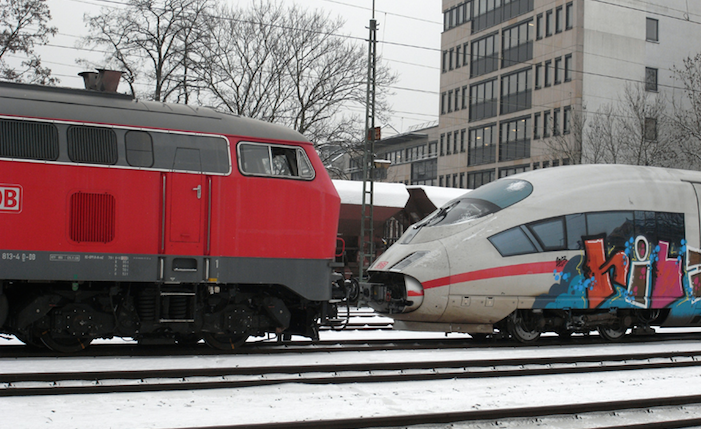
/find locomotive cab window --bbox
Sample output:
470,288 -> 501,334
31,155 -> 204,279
238,142 -> 315,180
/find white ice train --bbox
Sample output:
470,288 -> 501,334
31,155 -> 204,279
361,165 -> 701,342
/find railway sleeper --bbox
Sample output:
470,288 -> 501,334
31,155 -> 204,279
2,281 -> 327,352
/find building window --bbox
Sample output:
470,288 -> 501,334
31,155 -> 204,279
563,106 -> 572,135
469,123 -> 497,165
442,50 -> 448,73
553,108 -> 561,136
534,112 -> 541,139
499,116 -> 531,161
448,90 -> 453,113
535,62 -> 542,89
645,117 -> 657,141
502,19 -> 533,68
454,88 -> 461,111
499,164 -> 530,178
454,130 -> 460,154
646,18 -> 658,42
564,54 -> 573,82
462,86 -> 468,110
565,2 -> 574,29
468,169 -> 495,189
645,67 -> 658,91
449,48 -> 455,70
461,129 -> 467,152
545,10 -> 553,37
463,42 -> 470,67
456,46 -> 462,68
543,110 -> 551,138
544,60 -> 552,87
429,141 -> 437,157
471,32 -> 499,77
556,6 -> 563,33
441,92 -> 447,114
470,78 -> 498,121
554,57 -> 562,85
446,132 -> 452,155
500,67 -> 533,115
440,134 -> 445,156
536,13 -> 543,40
411,158 -> 437,184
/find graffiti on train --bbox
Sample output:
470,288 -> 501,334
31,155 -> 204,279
538,234 -> 701,316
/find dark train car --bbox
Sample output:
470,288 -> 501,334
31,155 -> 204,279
0,77 -> 340,351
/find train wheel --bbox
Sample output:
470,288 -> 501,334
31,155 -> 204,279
598,324 -> 627,341
202,333 -> 248,351
507,311 -> 541,343
40,332 -> 92,353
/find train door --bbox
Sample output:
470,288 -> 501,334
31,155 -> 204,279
164,148 -> 208,258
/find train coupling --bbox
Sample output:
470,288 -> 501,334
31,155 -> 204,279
358,274 -> 424,314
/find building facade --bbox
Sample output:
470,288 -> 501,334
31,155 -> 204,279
438,0 -> 701,189
349,122 -> 440,185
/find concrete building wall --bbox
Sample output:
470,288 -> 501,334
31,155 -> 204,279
437,0 -> 701,189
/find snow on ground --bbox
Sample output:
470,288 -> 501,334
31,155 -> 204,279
4,327 -> 701,428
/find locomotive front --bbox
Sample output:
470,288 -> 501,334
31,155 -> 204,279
360,179 -> 533,320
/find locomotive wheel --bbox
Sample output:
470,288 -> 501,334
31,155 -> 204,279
15,332 -> 46,348
598,324 -> 627,341
507,311 -> 541,343
40,332 -> 93,353
202,332 -> 248,351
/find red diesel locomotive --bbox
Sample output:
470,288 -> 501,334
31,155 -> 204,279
0,77 -> 341,351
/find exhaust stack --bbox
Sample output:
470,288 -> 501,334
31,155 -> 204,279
78,69 -> 123,92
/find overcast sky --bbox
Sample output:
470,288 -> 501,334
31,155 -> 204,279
32,0 -> 442,135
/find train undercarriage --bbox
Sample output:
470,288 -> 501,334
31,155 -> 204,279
500,308 -> 666,343
0,280 -> 339,352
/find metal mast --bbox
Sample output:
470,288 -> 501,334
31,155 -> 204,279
359,2 -> 378,281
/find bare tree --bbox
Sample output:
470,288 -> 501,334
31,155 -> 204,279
671,53 -> 701,170
585,103 -> 621,164
82,0 -> 211,101
0,0 -> 57,84
548,84 -> 676,168
543,105 -> 586,164
196,1 -> 397,147
195,2 -> 294,121
615,83 -> 675,167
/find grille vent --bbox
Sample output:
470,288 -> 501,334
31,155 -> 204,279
67,126 -> 118,165
0,118 -> 59,161
70,192 -> 116,243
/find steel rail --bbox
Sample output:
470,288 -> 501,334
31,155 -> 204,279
2,350 -> 701,397
169,396 -> 701,429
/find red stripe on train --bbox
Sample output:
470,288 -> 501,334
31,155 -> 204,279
422,261 -> 559,290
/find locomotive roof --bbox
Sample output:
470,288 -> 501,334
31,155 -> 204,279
0,81 -> 310,143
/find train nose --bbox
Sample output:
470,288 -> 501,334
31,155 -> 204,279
359,273 -> 424,314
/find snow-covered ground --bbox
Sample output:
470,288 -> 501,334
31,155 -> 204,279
3,327 -> 701,428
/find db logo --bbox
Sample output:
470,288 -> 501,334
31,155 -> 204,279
0,185 -> 22,213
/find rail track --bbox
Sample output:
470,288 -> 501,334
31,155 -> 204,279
172,399 -> 701,429
4,349 -> 701,398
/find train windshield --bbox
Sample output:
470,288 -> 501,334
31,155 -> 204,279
422,179 -> 533,227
